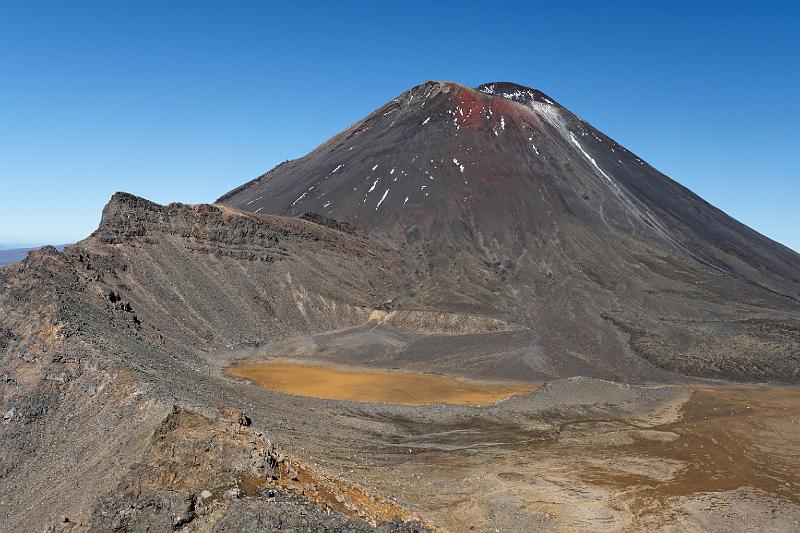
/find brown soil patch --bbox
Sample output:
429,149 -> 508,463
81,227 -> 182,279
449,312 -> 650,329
632,387 -> 800,501
226,361 -> 537,406
571,386 -> 800,528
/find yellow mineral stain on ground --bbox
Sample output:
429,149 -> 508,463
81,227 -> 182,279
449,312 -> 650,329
226,361 -> 537,406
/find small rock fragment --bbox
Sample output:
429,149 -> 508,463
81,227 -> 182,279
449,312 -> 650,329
223,487 -> 241,501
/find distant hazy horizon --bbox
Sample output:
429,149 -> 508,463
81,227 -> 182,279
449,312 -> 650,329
1,2 -> 798,252
0,241 -> 69,250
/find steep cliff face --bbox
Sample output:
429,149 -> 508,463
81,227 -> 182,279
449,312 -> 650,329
88,192 -> 412,357
218,80 -> 800,383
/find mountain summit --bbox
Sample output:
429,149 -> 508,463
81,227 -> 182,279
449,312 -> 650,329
218,80 -> 799,382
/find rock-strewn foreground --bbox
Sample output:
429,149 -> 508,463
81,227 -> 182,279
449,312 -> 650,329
2,81 -> 800,532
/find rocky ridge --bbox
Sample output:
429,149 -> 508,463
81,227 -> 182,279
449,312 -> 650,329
0,196 -> 433,531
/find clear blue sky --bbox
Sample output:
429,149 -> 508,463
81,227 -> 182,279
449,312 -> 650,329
1,1 -> 798,251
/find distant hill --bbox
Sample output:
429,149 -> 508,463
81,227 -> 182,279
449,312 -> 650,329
0,244 -> 68,266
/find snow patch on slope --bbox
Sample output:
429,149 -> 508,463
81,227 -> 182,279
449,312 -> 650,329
569,132 -> 612,183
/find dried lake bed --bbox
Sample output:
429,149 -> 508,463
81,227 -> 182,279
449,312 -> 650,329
226,360 -> 537,406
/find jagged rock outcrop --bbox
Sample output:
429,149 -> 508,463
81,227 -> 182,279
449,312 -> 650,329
84,192 -> 416,355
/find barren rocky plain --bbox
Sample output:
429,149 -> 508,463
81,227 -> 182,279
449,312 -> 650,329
2,81 -> 799,532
